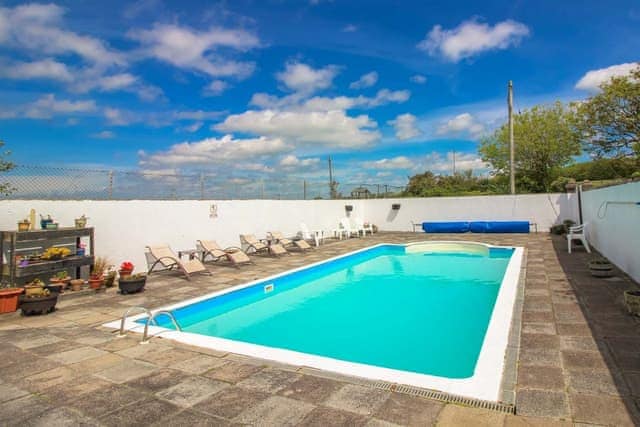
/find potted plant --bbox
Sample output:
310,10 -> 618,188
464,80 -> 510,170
89,257 -> 108,289
18,219 -> 31,232
589,257 -> 614,278
0,284 -> 24,314
623,290 -> 640,316
118,272 -> 147,295
69,278 -> 84,291
41,246 -> 71,261
104,266 -> 117,288
75,214 -> 88,228
49,271 -> 71,292
19,279 -> 59,315
40,214 -> 53,230
118,261 -> 134,280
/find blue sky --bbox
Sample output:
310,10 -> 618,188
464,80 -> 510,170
0,0 -> 639,186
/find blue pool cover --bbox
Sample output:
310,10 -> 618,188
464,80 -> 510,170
423,221 -> 530,233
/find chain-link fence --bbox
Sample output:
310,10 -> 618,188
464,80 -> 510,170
2,165 -> 406,200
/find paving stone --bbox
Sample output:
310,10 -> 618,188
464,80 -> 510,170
236,367 -> 301,393
435,404 -> 506,426
0,395 -> 52,426
559,336 -> 599,352
567,369 -> 628,396
625,371 -> 640,397
561,350 -> 608,370
365,418 -> 403,427
516,390 -> 569,418
373,392 -> 444,426
125,367 -> 187,392
170,353 -> 227,374
21,366 -> 78,393
517,365 -> 565,390
39,375 -> 113,405
155,409 -> 236,426
298,406 -> 368,426
522,322 -> 556,335
194,385 -> 270,419
68,352 -> 126,374
277,374 -> 344,404
95,359 -> 158,384
556,323 -> 592,336
325,384 -> 390,416
522,310 -> 554,323
0,355 -> 60,382
99,397 -> 181,427
137,347 -> 199,367
504,414 -> 572,426
97,336 -> 140,352
518,347 -> 562,367
11,334 -> 64,350
28,340 -> 85,356
570,393 -> 640,426
233,395 -> 315,426
0,382 -> 29,403
204,360 -> 263,383
156,376 -> 228,408
67,384 -> 145,418
47,346 -> 109,364
24,406 -> 102,427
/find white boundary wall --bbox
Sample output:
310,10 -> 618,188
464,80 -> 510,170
1,194 -> 576,272
582,182 -> 640,283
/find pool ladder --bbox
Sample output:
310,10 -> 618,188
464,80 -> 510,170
118,306 -> 182,344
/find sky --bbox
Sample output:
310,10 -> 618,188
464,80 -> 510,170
0,0 -> 639,187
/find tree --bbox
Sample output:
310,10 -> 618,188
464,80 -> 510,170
404,170 -> 501,197
479,102 -> 581,193
0,140 -> 15,196
576,63 -> 640,159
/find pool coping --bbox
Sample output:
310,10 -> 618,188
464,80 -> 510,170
104,240 -> 524,403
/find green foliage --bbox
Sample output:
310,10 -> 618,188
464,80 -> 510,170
404,170 -> 505,197
575,63 -> 640,159
0,140 -> 15,196
558,157 -> 638,181
549,177 -> 575,193
479,102 -> 582,193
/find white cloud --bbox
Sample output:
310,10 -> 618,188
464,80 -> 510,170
279,155 -> 321,168
349,71 -> 378,89
139,134 -> 290,167
23,94 -> 96,119
97,73 -> 138,90
215,109 -> 380,148
420,152 -> 487,174
104,107 -> 131,125
103,108 -> 225,126
410,74 -> 427,84
182,122 -> 203,133
362,156 -> 414,170
276,62 -> 340,94
436,113 -> 485,138
250,89 -> 410,111
388,113 -> 421,140
129,23 -> 259,79
418,18 -> 530,62
342,24 -> 358,32
0,58 -> 72,81
575,62 -> 638,91
0,3 -> 124,66
91,130 -> 115,139
204,80 -> 229,96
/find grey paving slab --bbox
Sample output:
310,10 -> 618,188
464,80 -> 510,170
156,376 -> 229,408
236,366 -> 301,393
194,385 -> 270,419
98,397 -> 181,427
233,395 -> 315,426
46,346 -> 109,364
324,384 -> 391,416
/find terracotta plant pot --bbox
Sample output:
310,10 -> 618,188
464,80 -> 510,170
88,276 -> 104,289
0,288 -> 24,313
118,269 -> 133,280
18,221 -> 31,232
70,279 -> 84,291
624,290 -> 640,316
50,277 -> 71,290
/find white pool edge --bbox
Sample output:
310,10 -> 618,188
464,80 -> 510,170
104,240 -> 524,402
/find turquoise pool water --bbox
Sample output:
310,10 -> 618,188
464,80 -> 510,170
147,244 -> 514,379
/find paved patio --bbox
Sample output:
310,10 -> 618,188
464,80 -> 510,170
0,232 -> 639,426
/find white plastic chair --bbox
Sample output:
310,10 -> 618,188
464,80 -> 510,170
335,218 -> 358,239
353,217 -> 373,236
567,223 -> 591,254
298,223 -> 324,247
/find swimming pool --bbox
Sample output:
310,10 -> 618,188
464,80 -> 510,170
109,241 -> 523,401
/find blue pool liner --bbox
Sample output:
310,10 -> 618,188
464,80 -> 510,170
423,221 -> 530,233
422,221 -> 470,233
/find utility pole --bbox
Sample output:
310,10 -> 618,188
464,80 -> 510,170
508,80 -> 515,194
328,156 -> 338,199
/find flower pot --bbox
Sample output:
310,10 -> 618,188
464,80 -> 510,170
624,290 -> 640,316
75,218 -> 87,228
88,277 -> 104,290
104,272 -> 117,288
50,277 -> 70,290
0,288 -> 24,313
589,261 -> 614,278
19,292 -> 59,315
118,269 -> 133,280
18,221 -> 30,232
118,276 -> 147,295
70,279 -> 84,291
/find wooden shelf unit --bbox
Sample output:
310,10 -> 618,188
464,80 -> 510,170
1,227 -> 95,285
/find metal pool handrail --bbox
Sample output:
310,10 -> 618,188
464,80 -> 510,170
141,310 -> 182,344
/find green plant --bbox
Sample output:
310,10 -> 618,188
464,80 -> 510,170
590,257 -> 611,265
632,171 -> 640,179
91,256 -> 109,278
54,271 -> 69,280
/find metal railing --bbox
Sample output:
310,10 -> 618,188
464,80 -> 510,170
2,165 -> 406,200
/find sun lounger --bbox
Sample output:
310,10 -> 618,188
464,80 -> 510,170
196,240 -> 252,267
268,231 -> 312,251
146,245 -> 210,280
240,234 -> 288,256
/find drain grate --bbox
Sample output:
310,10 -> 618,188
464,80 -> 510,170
371,381 -> 516,414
